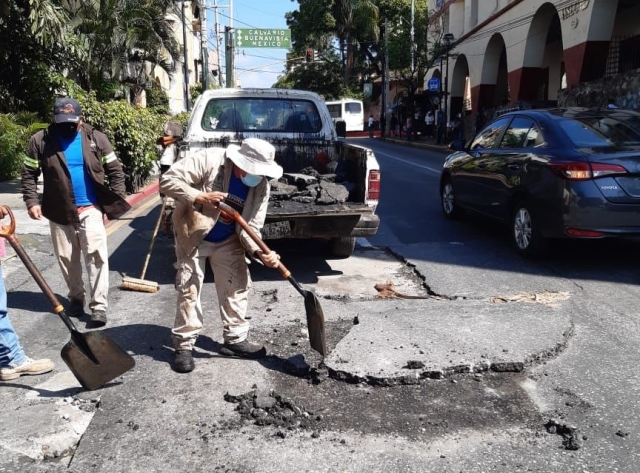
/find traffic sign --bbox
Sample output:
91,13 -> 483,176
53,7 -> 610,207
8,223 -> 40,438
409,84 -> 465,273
235,29 -> 291,49
428,77 -> 441,91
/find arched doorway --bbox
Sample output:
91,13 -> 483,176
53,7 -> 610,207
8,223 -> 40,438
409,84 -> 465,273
450,54 -> 469,121
515,2 -> 563,103
475,33 -> 509,111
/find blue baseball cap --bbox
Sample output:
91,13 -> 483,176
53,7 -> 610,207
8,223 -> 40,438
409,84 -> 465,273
53,98 -> 82,124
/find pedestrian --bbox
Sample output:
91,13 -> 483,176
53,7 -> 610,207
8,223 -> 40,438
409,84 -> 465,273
425,111 -> 435,138
405,116 -> 413,141
22,97 -> 131,327
160,138 -> 284,373
390,114 -> 398,137
368,114 -> 375,138
436,109 -> 445,144
0,208 -> 55,381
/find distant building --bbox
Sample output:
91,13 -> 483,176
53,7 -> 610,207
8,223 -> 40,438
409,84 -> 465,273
426,0 -> 640,118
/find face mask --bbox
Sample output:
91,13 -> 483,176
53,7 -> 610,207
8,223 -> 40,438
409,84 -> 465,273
57,123 -> 78,139
241,173 -> 263,187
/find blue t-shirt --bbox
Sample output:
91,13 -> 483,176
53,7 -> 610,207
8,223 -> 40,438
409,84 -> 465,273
204,173 -> 249,242
59,133 -> 98,206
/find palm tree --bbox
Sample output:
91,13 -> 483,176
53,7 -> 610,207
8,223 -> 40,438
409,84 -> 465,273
332,0 -> 379,84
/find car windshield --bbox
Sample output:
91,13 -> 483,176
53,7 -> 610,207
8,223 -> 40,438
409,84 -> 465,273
201,98 -> 322,133
559,115 -> 640,147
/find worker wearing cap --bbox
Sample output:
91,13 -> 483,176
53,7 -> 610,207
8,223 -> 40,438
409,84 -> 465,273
21,97 -> 130,327
160,138 -> 283,373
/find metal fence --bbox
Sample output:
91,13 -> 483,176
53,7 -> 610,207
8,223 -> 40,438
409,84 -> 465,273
606,35 -> 640,77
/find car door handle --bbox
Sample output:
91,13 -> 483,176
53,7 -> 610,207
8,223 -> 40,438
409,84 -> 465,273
507,164 -> 521,170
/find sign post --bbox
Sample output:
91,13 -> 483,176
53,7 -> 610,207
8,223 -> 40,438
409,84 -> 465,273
428,77 -> 441,92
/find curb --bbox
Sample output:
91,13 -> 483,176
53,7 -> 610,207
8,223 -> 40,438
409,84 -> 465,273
104,179 -> 160,226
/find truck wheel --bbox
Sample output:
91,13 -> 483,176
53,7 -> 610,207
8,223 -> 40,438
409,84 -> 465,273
330,237 -> 356,258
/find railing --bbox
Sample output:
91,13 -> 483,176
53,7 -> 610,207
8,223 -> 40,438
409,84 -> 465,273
606,35 -> 640,77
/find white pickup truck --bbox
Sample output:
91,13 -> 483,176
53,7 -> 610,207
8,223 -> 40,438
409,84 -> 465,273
176,88 -> 380,257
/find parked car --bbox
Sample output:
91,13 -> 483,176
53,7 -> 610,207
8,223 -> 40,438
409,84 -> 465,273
440,107 -> 640,255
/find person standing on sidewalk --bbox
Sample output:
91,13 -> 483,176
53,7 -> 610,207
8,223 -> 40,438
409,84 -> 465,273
22,97 -> 131,327
160,138 -> 283,373
0,208 -> 55,381
368,114 -> 375,138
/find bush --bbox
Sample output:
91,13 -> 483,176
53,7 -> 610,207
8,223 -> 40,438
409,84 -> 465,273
0,113 -> 47,181
80,93 -> 165,193
145,84 -> 170,114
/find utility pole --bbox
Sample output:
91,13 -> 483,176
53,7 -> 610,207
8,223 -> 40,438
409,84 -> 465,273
200,0 -> 208,90
213,0 -> 223,87
225,26 -> 235,87
181,0 -> 190,111
410,0 -> 415,73
382,18 -> 389,137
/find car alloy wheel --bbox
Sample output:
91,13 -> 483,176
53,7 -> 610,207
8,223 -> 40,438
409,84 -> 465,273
512,200 -> 547,256
513,207 -> 532,250
441,179 -> 459,219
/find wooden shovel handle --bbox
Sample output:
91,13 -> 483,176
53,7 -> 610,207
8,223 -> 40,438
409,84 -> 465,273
0,206 -> 66,316
0,205 -> 16,238
217,202 -> 291,279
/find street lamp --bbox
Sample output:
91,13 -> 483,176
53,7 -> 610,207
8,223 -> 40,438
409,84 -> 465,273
443,33 -> 455,140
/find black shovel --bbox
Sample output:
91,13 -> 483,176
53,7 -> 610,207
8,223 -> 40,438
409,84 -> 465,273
0,206 -> 135,391
217,202 -> 327,356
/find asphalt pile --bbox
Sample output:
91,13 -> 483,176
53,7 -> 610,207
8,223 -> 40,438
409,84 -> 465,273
224,388 -> 324,434
269,165 -> 352,206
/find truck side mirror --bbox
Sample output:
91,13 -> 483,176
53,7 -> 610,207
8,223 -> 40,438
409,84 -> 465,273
335,120 -> 347,138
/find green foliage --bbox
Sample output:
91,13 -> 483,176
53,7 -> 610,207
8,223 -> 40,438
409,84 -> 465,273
79,94 -> 165,194
171,112 -> 191,130
190,83 -> 204,106
0,113 -> 48,181
146,83 -> 170,114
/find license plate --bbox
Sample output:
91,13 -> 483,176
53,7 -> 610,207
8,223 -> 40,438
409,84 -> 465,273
262,221 -> 291,239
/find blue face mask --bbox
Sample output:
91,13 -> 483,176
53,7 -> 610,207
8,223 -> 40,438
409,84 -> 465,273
241,173 -> 263,187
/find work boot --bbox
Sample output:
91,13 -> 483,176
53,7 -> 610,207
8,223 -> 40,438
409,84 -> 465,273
90,309 -> 107,327
173,350 -> 194,373
221,340 -> 267,359
67,298 -> 85,318
0,357 -> 55,381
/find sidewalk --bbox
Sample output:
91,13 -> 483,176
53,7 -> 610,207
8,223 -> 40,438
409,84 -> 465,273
347,130 -> 451,153
0,177 -> 160,235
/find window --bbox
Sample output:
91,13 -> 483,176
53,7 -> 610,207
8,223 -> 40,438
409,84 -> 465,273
499,118 -> 543,148
201,98 -> 322,133
559,115 -> 640,147
471,117 -> 511,150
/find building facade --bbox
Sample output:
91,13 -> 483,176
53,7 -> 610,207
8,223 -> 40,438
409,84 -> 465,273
427,0 -> 640,121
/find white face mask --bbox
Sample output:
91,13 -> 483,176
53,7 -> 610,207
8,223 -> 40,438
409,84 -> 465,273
241,173 -> 263,187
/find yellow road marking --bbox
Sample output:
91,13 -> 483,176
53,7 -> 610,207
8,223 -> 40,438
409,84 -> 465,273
106,195 -> 160,236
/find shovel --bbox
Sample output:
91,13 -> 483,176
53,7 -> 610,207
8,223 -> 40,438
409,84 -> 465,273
217,202 -> 327,356
0,206 -> 135,391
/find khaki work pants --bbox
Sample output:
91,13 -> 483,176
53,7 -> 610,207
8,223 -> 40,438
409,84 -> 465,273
49,207 -> 109,312
172,235 -> 251,351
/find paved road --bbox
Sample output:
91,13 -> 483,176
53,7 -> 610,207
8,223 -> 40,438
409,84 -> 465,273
1,138 -> 639,472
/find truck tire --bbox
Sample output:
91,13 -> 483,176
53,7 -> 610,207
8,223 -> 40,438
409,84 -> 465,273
330,236 -> 356,258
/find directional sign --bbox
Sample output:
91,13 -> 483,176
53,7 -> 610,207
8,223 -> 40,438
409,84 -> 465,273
428,77 -> 441,92
235,29 -> 291,49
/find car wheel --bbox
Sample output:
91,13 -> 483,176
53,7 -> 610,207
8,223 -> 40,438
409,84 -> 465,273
511,201 -> 547,256
441,177 -> 461,219
330,236 -> 356,258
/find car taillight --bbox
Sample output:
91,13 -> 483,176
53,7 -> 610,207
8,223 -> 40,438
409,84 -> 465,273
548,161 -> 628,180
368,170 -> 380,200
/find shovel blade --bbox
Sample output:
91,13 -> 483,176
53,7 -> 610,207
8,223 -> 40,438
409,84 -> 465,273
61,330 -> 135,391
304,292 -> 327,357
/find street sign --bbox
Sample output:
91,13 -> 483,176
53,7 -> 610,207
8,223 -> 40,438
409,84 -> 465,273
428,77 -> 441,92
235,29 -> 291,49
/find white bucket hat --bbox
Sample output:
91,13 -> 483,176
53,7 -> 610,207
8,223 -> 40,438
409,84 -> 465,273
226,138 -> 283,179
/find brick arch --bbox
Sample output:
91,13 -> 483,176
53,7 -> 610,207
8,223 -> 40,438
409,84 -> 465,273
522,2 -> 561,68
472,33 -> 509,111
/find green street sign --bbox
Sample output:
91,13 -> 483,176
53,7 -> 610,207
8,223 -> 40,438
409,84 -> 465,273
235,29 -> 291,49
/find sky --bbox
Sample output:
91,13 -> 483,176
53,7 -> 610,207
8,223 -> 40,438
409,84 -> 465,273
207,0 -> 297,88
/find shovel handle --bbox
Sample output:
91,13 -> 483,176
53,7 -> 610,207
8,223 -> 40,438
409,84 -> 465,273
0,206 -> 67,317
0,205 -> 16,238
217,202 -> 292,279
